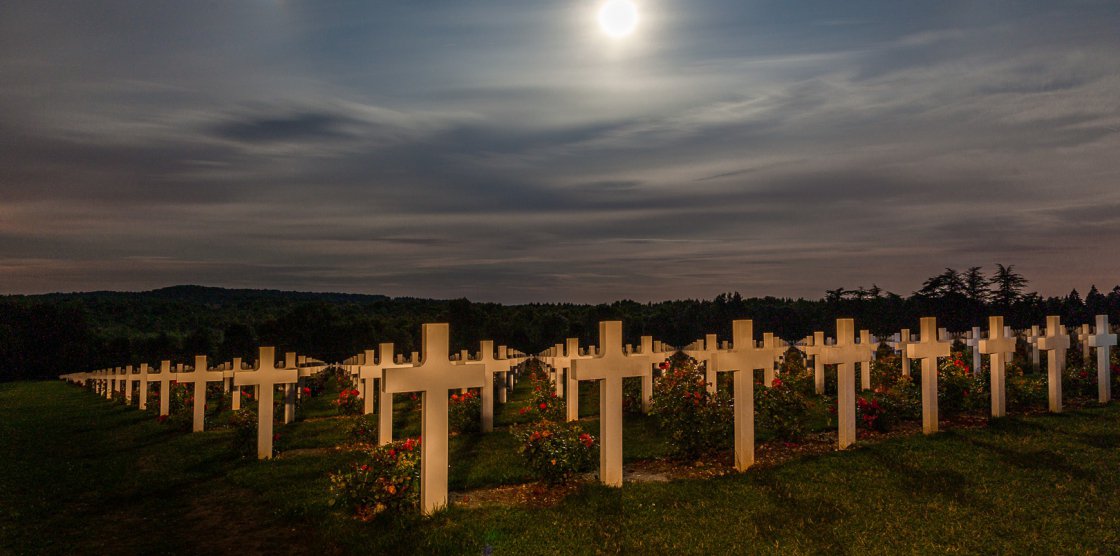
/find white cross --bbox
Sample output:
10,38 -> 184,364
1077,324 -> 1093,366
1027,325 -> 1042,369
821,319 -> 863,449
1037,316 -> 1070,413
382,323 -> 485,515
560,338 -> 591,422
234,347 -> 298,459
803,331 -> 826,394
571,321 -> 645,487
225,358 -> 245,410
137,363 -> 151,411
858,330 -> 875,390
713,320 -> 774,471
907,317 -> 952,434
966,326 -> 983,376
894,328 -> 914,377
760,333 -> 781,386
1088,315 -> 1117,403
122,365 -> 135,404
176,355 -> 225,432
686,334 -> 721,394
979,316 -> 1016,418
626,335 -> 660,413
477,340 -> 512,433
353,343 -> 410,445
153,361 -> 174,417
496,345 -> 511,403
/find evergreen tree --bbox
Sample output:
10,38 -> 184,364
989,264 -> 1028,308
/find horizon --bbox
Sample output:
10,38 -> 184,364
3,2 -> 1119,302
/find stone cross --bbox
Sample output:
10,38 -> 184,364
1077,324 -> 1093,365
894,329 -> 914,377
561,338 -> 589,422
689,334 -> 721,394
154,361 -> 173,416
1027,325 -> 1042,369
804,331 -> 826,394
108,367 -> 119,400
122,365 -> 134,404
177,355 -> 225,433
966,326 -> 983,376
713,320 -> 773,471
477,340 -> 512,433
227,358 -> 244,410
496,345 -> 511,403
353,343 -> 409,445
858,330 -> 875,391
906,317 -> 951,434
625,336 -> 658,413
760,333 -> 780,386
137,363 -> 150,411
820,319 -> 863,449
979,316 -> 1016,418
1088,315 -> 1117,403
382,323 -> 485,515
234,347 -> 298,459
1037,316 -> 1070,413
571,321 -> 645,487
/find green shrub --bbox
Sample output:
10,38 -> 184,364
349,413 -> 378,445
649,358 -> 733,458
329,438 -> 421,519
938,351 -> 987,415
229,407 -> 258,457
334,387 -> 363,416
1063,364 -> 1097,398
448,389 -> 481,434
1007,372 -> 1047,409
519,369 -> 563,422
756,377 -> 809,441
511,420 -> 596,484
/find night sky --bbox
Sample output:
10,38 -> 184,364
2,1 -> 1118,303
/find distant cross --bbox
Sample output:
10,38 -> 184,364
234,347 -> 298,459
496,345 -> 511,403
382,323 -> 485,515
279,352 -> 299,423
688,334 -> 721,394
760,333 -> 780,386
154,361 -> 173,417
1037,316 -> 1070,413
803,331 -> 826,394
137,364 -> 150,411
979,316 -> 1016,418
571,321 -> 645,487
1077,324 -> 1093,365
176,355 -> 224,432
966,326 -> 983,376
893,329 -> 914,377
625,336 -> 659,413
713,320 -> 774,471
477,340 -> 512,433
107,367 -> 118,400
1027,325 -> 1042,369
227,358 -> 244,411
560,338 -> 588,422
821,319 -> 862,449
858,330 -> 875,391
907,317 -> 951,434
1088,315 -> 1117,403
122,365 -> 135,404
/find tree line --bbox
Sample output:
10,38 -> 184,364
2,266 -> 1118,381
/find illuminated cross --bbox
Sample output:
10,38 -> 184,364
1077,324 -> 1093,365
1027,325 -> 1042,369
106,367 -> 118,400
154,361 -> 173,417
496,345 -> 511,403
226,358 -> 245,410
1088,315 -> 1117,403
571,321 -> 645,487
893,329 -> 914,377
979,316 -> 1016,418
382,323 -> 485,515
137,364 -> 150,411
965,326 -> 983,376
858,330 -> 875,390
176,355 -> 225,433
907,317 -> 951,434
688,334 -> 721,394
712,320 -> 773,471
803,331 -> 826,394
821,319 -> 861,449
625,335 -> 659,413
477,340 -> 512,432
234,347 -> 298,459
760,333 -> 780,386
559,338 -> 589,422
1037,316 -> 1070,413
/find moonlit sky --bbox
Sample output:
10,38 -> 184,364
2,1 -> 1119,303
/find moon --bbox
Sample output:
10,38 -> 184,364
598,0 -> 638,39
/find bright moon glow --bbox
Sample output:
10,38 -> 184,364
598,0 -> 638,38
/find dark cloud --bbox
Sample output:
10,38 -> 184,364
1,1 -> 1119,302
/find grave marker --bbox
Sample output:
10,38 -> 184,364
1088,315 -> 1117,403
234,347 -> 298,459
571,321 -> 645,487
177,355 -> 225,432
1037,316 -> 1070,413
978,316 -> 1015,418
713,320 -> 774,471
907,317 -> 951,434
382,324 -> 485,515
820,319 -> 861,449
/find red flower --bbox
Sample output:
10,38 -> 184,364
539,402 -> 547,410
771,378 -> 783,388
301,386 -> 311,396
579,433 -> 594,447
451,394 -> 460,402
519,407 -> 528,415
350,389 -> 361,397
360,464 -> 370,471
273,433 -> 280,442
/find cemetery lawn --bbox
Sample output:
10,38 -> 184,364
4,381 -> 1120,555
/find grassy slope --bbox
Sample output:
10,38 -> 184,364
2,380 -> 1119,555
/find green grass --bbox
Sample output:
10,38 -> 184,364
3,380 -> 1120,554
